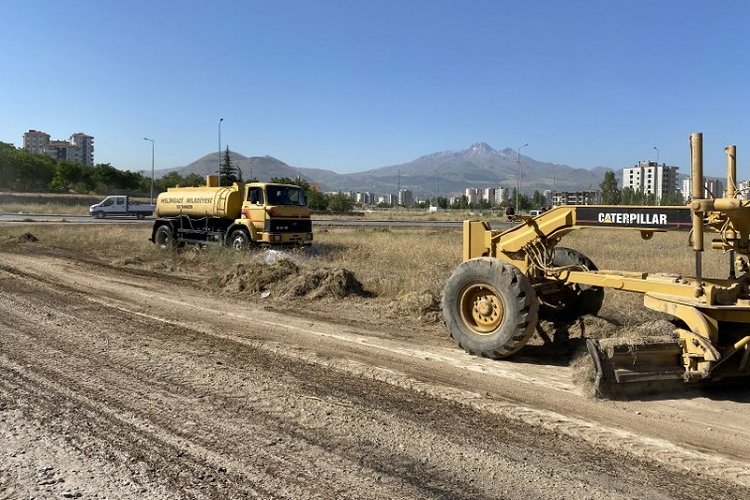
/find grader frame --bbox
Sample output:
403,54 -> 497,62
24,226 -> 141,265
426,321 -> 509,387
442,133 -> 750,396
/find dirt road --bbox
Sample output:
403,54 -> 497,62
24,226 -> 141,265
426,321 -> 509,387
1,244 -> 749,499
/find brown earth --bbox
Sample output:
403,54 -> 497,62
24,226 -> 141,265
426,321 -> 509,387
1,241 -> 750,499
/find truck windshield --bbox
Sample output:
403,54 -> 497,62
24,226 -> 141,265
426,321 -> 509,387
266,186 -> 306,206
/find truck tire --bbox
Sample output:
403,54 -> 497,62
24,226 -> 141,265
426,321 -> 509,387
136,213 -> 145,220
539,247 -> 604,320
154,225 -> 175,250
95,211 -> 105,219
228,229 -> 251,251
441,257 -> 539,359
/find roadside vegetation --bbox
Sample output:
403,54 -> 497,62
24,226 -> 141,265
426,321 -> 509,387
0,224 -> 728,328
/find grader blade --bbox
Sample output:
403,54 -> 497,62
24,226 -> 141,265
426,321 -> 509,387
586,337 -> 687,399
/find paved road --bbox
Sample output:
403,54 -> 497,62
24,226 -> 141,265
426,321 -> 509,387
0,212 -> 514,229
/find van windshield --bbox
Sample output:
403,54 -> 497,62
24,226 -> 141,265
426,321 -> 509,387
266,186 -> 306,206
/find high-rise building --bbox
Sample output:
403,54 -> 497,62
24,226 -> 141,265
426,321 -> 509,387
464,188 -> 479,206
22,130 -> 51,154
398,189 -> 414,206
682,177 -> 725,202
70,133 -> 94,166
622,161 -> 678,201
22,129 -> 94,166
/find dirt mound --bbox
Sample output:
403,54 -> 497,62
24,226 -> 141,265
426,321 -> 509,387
216,259 -> 299,293
12,232 -> 39,243
282,267 -> 368,299
387,291 -> 441,323
570,348 -> 598,398
568,318 -> 678,397
566,315 -> 621,340
116,256 -> 145,266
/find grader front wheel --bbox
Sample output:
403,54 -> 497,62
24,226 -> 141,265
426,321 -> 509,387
441,257 -> 539,359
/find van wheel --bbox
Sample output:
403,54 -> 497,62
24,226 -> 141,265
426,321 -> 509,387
95,211 -> 105,219
136,213 -> 145,220
154,226 -> 174,250
228,230 -> 251,250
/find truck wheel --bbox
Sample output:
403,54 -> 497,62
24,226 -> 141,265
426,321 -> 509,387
228,229 -> 251,251
441,257 -> 539,359
95,211 -> 105,219
154,225 -> 175,250
136,213 -> 145,220
539,247 -> 604,320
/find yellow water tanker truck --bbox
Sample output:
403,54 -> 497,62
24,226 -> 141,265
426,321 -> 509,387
150,175 -> 313,249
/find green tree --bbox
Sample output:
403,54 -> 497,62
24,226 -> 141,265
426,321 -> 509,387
659,191 -> 684,206
532,190 -> 546,208
307,190 -> 329,210
600,170 -> 620,205
518,193 -> 532,211
219,147 -> 241,185
328,192 -> 355,212
436,196 -> 449,209
621,186 -> 636,205
451,195 -> 469,209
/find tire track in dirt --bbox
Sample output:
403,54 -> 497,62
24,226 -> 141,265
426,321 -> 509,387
0,287 -> 455,499
1,248 -> 749,498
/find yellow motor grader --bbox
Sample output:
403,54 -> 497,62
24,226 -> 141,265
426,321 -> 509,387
441,133 -> 750,397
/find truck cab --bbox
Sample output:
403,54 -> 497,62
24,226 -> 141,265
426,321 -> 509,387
239,183 -> 312,244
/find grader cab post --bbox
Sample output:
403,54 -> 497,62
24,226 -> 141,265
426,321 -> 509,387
441,133 -> 750,397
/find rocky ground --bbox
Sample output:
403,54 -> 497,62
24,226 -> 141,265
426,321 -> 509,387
1,240 -> 749,499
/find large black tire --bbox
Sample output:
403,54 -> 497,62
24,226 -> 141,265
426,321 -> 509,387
441,257 -> 539,359
539,247 -> 604,320
154,225 -> 175,250
228,229 -> 251,251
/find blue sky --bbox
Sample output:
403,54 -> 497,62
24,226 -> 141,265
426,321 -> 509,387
1,0 -> 748,177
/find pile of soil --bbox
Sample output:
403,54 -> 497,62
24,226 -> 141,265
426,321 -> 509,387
387,291 -> 441,323
216,259 -> 299,293
565,318 -> 678,398
11,233 -> 39,243
117,256 -> 144,266
281,267 -> 369,299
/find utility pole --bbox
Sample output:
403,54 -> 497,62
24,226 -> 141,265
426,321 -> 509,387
143,137 -> 155,204
516,143 -> 528,214
218,117 -> 224,184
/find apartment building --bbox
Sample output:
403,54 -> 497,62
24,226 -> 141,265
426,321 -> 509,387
622,161 -> 678,201
22,129 -> 94,166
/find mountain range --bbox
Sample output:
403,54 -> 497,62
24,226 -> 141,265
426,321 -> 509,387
155,143 -> 611,196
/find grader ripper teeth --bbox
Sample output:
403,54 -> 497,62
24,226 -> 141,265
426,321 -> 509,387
441,133 -> 750,397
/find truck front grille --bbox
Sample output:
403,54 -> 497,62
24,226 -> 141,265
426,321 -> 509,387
264,219 -> 312,234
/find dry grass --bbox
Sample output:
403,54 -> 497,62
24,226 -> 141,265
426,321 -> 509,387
0,202 -> 90,215
0,223 -> 731,328
308,228 -> 462,296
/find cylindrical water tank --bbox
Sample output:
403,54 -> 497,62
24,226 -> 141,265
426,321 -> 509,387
156,183 -> 244,219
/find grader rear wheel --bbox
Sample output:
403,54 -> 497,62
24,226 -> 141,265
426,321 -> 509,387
441,257 -> 539,359
539,247 -> 604,320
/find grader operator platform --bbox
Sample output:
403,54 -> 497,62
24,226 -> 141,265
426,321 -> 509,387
441,133 -> 750,397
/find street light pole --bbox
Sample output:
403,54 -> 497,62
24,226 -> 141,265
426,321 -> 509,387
516,143 -> 528,214
143,137 -> 155,204
218,117 -> 224,185
653,146 -> 660,165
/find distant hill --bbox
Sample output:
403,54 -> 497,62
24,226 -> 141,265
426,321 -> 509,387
154,152 -> 323,183
157,143 -> 612,196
